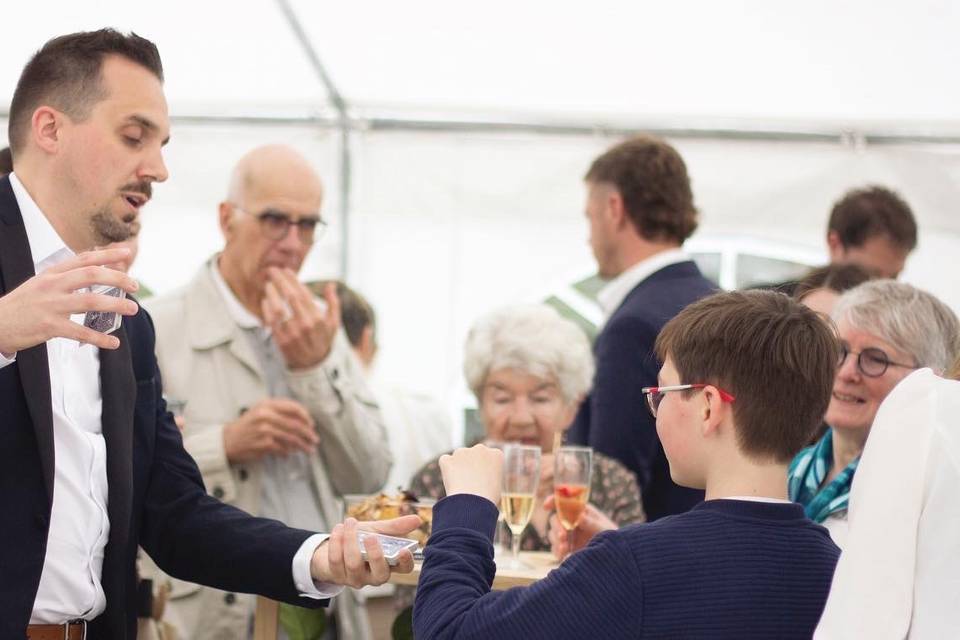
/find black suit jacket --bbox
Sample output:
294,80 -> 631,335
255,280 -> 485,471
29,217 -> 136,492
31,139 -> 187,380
567,261 -> 716,521
0,176 -> 326,639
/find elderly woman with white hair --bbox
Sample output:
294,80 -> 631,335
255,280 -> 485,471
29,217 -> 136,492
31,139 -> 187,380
788,280 -> 960,548
409,304 -> 645,551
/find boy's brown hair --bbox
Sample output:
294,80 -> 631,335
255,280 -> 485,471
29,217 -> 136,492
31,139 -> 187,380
584,135 -> 698,244
655,290 -> 838,462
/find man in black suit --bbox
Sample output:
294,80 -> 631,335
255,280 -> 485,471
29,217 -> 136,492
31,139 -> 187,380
567,135 -> 716,521
0,29 -> 415,639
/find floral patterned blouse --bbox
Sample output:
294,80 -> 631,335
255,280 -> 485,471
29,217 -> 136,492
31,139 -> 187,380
408,450 -> 645,551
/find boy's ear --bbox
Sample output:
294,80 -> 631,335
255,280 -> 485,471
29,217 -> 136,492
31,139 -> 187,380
700,387 -> 725,437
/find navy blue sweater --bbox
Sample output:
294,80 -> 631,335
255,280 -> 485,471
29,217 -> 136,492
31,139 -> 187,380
414,495 -> 840,639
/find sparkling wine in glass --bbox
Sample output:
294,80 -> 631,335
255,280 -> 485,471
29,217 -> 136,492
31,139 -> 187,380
553,446 -> 593,558
501,444 -> 541,569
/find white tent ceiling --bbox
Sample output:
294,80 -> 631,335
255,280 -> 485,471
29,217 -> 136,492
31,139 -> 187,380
3,0 -> 959,130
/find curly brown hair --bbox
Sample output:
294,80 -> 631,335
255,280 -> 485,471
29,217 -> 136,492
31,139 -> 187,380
828,186 -> 917,252
585,135 -> 698,243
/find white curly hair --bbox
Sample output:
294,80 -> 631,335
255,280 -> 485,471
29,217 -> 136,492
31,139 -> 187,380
463,304 -> 594,405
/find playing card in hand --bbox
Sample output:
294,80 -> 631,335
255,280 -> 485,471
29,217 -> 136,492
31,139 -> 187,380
83,285 -> 126,334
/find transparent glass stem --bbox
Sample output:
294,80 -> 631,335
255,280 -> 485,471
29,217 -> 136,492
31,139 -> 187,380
566,527 -> 575,559
511,530 -> 521,566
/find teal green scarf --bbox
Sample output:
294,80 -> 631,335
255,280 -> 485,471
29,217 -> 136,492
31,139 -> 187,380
788,429 -> 859,524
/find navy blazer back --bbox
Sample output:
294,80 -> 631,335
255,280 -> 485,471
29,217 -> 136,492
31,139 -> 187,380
568,261 -> 716,521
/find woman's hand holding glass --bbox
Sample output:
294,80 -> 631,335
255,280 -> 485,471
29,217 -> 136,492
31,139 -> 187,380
551,446 -> 593,559
545,499 -> 617,560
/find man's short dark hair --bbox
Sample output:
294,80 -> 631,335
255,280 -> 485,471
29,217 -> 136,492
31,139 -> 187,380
0,147 -> 12,176
827,186 -> 917,252
307,280 -> 375,348
655,290 -> 838,463
794,263 -> 873,302
8,29 -> 163,156
585,135 -> 698,244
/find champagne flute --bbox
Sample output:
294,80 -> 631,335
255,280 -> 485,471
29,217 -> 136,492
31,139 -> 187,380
553,446 -> 593,558
501,444 -> 541,569
483,440 -> 508,555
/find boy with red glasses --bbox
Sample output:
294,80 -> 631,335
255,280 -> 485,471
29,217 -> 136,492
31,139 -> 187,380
414,290 -> 841,639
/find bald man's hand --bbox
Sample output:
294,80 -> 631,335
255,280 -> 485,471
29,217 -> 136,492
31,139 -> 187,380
262,267 -> 341,370
0,249 -> 140,356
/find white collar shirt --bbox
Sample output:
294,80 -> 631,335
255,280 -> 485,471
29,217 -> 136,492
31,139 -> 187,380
596,248 -> 690,321
7,172 -> 113,624
209,256 -> 263,330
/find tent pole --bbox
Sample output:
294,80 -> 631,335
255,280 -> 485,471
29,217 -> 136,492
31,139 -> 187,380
4,108 -> 957,146
274,0 -> 352,278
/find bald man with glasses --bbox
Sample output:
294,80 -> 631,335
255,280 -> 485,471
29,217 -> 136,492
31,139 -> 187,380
144,145 -> 390,640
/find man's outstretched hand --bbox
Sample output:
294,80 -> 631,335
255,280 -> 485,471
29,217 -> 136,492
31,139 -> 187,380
310,515 -> 421,589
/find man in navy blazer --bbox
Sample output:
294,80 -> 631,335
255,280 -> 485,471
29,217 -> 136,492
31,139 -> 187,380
0,30 -> 415,639
567,136 -> 716,521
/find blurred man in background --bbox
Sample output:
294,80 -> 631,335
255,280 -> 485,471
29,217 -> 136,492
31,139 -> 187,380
310,280 -> 453,495
567,135 -> 716,521
145,145 -> 391,639
825,185 -> 917,279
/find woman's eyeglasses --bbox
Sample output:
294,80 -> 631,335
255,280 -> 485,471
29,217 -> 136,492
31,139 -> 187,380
640,384 -> 736,418
837,343 -> 916,378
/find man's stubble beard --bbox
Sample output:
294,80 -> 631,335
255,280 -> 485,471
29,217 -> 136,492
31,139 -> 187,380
90,207 -> 139,245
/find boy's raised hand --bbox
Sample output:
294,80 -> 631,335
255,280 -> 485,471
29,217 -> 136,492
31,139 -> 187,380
439,444 -> 504,507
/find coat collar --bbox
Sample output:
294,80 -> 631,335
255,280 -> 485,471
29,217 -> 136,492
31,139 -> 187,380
0,176 -> 55,506
184,255 -> 261,376
597,248 -> 690,319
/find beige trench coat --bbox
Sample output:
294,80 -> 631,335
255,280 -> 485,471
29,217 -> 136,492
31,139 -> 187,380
141,258 -> 391,639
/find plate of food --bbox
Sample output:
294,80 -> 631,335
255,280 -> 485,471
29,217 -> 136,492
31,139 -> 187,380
343,491 -> 435,546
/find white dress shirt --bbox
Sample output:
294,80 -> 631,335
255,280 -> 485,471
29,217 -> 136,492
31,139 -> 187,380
596,248 -> 690,322
1,173 -> 338,624
1,173 -> 112,624
815,369 -> 960,639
